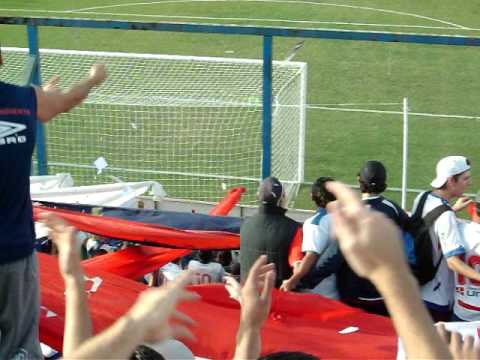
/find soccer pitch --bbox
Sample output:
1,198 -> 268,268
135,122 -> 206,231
1,1 -> 480,210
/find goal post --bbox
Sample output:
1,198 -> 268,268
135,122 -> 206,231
1,47 -> 306,204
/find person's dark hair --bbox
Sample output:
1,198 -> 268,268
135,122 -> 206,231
230,261 -> 240,276
198,250 -> 214,264
438,171 -> 467,190
89,249 -> 108,257
217,250 -> 232,267
358,160 -> 387,194
358,179 -> 387,194
311,177 -> 335,208
129,345 -> 165,360
259,351 -> 319,360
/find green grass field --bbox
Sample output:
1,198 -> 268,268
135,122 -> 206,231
1,1 -> 480,210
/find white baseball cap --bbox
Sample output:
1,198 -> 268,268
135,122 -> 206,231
431,156 -> 471,188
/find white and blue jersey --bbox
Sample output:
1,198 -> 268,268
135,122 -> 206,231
0,81 -> 37,264
452,221 -> 480,321
412,192 -> 462,311
302,208 -> 339,299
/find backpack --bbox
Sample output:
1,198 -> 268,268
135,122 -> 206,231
406,191 -> 452,286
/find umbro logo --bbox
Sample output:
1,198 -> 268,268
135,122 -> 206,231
0,121 -> 26,138
0,121 -> 27,145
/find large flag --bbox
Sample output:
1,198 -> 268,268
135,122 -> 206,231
39,254 -> 397,359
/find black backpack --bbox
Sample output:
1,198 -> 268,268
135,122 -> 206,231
407,191 -> 452,285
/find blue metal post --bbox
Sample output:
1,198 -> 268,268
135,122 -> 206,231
27,24 -> 48,175
262,35 -> 273,179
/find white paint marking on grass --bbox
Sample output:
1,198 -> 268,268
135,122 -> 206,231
66,12 -> 474,31
33,9 -> 476,38
1,7 -> 478,34
312,102 -> 402,106
68,0 -> 468,30
0,8 -> 74,14
307,105 -> 480,120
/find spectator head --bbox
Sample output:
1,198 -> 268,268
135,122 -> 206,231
358,160 -> 387,194
130,345 -> 165,360
259,352 -> 319,360
86,238 -> 115,258
311,176 -> 335,208
130,340 -> 194,360
217,250 -> 232,267
198,250 -> 214,264
258,176 -> 287,208
230,261 -> 240,276
432,156 -> 471,196
131,341 -> 194,360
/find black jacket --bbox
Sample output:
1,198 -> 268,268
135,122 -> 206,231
240,205 -> 300,288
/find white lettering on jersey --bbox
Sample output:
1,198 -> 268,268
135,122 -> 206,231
0,121 -> 26,137
0,121 -> 27,146
454,221 -> 480,321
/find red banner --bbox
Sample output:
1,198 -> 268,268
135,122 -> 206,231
39,254 -> 396,359
34,206 -> 239,249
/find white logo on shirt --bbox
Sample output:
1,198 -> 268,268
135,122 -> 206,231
0,121 -> 27,145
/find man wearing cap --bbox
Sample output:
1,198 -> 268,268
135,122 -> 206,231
412,155 -> 480,321
240,177 -> 301,288
0,46 -> 107,358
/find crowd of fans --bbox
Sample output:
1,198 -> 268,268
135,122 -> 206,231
2,44 -> 480,359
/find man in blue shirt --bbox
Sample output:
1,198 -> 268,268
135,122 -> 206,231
0,45 -> 107,359
358,160 -> 409,229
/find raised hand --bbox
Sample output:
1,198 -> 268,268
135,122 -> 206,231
88,64 -> 107,86
126,271 -> 199,343
279,277 -> 298,292
436,323 -> 480,360
232,255 -> 276,360
39,212 -> 83,280
42,75 -> 61,93
452,196 -> 473,212
240,255 -> 276,328
225,276 -> 242,303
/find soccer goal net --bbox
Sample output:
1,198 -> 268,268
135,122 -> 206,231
1,48 -> 306,204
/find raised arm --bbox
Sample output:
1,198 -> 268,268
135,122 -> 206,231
230,255 -> 276,360
436,212 -> 480,282
40,213 -> 92,357
325,181 -> 451,360
35,64 -> 107,122
67,271 -> 198,359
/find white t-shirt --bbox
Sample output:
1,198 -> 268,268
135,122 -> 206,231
412,192 -> 463,309
145,339 -> 195,359
302,209 -> 339,300
160,262 -> 183,282
188,260 -> 224,284
453,220 -> 480,321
